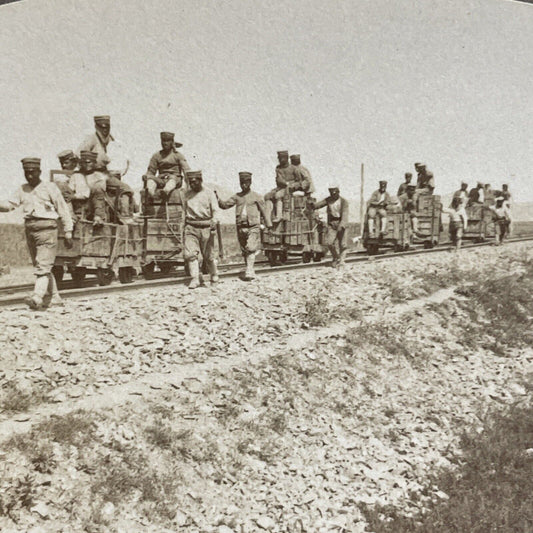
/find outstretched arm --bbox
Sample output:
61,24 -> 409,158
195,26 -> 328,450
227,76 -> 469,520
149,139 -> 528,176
215,191 -> 237,210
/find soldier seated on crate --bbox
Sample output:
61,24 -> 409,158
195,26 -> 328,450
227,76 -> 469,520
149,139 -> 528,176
55,150 -> 80,205
68,151 -> 134,226
367,180 -> 392,236
288,154 -> 315,195
453,181 -> 469,207
397,172 -> 412,197
215,172 -> 272,281
0,158 -> 73,310
144,131 -> 190,200
443,196 -> 467,251
399,184 -> 419,233
483,183 -> 495,205
417,170 -> 435,195
312,183 -> 349,267
265,150 -> 297,223
467,182 -> 485,206
489,197 -> 511,245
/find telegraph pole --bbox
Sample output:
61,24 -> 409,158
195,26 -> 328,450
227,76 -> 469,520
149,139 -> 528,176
360,163 -> 365,238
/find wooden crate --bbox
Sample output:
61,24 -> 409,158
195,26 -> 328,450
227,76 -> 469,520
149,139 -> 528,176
145,220 -> 182,254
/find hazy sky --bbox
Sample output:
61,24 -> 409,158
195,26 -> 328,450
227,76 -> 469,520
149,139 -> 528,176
1,0 -> 532,206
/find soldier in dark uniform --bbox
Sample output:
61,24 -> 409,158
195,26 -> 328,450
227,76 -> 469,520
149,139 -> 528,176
145,131 -> 190,199
265,150 -> 297,223
397,172 -> 412,197
216,172 -> 272,280
414,163 -> 425,188
453,181 -> 469,206
367,180 -> 392,236
313,184 -> 349,267
468,182 -> 485,206
289,154 -> 315,194
399,184 -> 419,233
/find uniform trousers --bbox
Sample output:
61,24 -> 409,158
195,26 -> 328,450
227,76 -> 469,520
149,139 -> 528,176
237,224 -> 261,256
325,221 -> 347,250
183,223 -> 216,262
25,219 -> 58,276
449,220 -> 463,243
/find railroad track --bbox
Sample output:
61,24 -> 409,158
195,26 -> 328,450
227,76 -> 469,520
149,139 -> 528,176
1,236 -> 533,309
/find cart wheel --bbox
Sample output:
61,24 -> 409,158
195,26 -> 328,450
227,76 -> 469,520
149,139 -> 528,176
71,267 -> 87,287
424,240 -> 433,249
312,252 -> 323,263
141,262 -> 155,279
184,261 -> 190,277
368,244 -> 379,255
52,265 -> 64,284
159,263 -> 173,274
118,266 -> 135,284
302,251 -> 312,263
279,250 -> 288,264
403,243 -> 410,251
266,251 -> 278,267
393,244 -> 402,253
96,268 -> 114,286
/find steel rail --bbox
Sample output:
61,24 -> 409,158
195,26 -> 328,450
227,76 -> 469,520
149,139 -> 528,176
1,235 -> 532,309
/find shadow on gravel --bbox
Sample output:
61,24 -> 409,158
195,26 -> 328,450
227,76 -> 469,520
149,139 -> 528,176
361,402 -> 533,533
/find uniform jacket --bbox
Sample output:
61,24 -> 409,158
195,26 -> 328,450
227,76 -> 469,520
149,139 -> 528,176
68,171 -> 107,200
78,132 -> 129,176
218,190 -> 270,227
180,187 -> 220,224
146,149 -> 190,179
397,182 -> 411,197
315,196 -> 349,228
292,165 -> 315,194
368,190 -> 392,207
275,164 -> 297,188
4,181 -> 73,232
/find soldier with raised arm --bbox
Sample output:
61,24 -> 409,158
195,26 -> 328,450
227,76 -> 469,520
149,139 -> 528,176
216,172 -> 272,280
0,158 -> 73,309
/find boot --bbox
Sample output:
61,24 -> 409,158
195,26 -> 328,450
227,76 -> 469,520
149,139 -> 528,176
272,198 -> 283,223
338,248 -> 347,267
208,259 -> 219,284
329,246 -> 339,267
27,275 -> 49,310
43,274 -> 63,308
187,259 -> 201,289
368,218 -> 375,237
380,217 -> 387,235
243,254 -> 256,280
146,179 -> 157,197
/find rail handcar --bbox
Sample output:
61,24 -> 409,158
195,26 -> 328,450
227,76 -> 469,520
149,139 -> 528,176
261,190 -> 326,265
140,185 -> 183,277
51,170 -> 143,286
363,204 -> 412,255
464,203 -> 496,242
413,193 -> 442,248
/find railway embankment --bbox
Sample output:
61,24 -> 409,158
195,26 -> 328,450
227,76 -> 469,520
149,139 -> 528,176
0,242 -> 531,532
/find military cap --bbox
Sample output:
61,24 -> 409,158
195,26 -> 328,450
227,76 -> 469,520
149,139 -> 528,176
160,131 -> 174,141
405,172 -> 412,178
277,150 -> 289,157
407,184 -> 416,189
21,157 -> 41,168
290,154 -> 301,163
186,170 -> 202,180
477,181 -> 483,187
328,182 -> 340,190
80,150 -> 98,161
239,171 -> 252,180
461,181 -> 468,186
57,149 -> 75,161
94,115 -> 110,124
502,183 -> 508,188
414,162 -> 422,168
379,180 -> 388,185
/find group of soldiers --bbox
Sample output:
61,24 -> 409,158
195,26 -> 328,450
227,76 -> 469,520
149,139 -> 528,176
0,116 -> 352,308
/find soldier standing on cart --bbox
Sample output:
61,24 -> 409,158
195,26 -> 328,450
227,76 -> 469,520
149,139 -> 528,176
216,172 -> 272,280
144,131 -> 190,199
312,183 -> 349,267
0,158 -> 73,309
265,150 -> 297,223
180,170 -> 220,289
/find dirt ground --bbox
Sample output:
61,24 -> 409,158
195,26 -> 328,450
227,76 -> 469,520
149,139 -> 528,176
0,243 -> 531,532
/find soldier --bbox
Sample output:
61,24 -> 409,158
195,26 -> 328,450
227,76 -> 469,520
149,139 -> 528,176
289,154 -> 315,194
397,172 -> 412,197
0,158 -> 73,309
144,131 -> 190,199
367,180 -> 392,236
55,150 -> 79,203
399,184 -> 419,233
216,172 -> 271,280
312,183 -> 349,267
417,170 -> 435,194
490,197 -> 511,245
414,163 -> 426,188
453,181 -> 469,206
77,115 -> 130,176
265,150 -> 297,223
180,170 -> 220,289
501,183 -> 511,208
443,196 -> 467,251
484,183 -> 495,205
468,182 -> 485,206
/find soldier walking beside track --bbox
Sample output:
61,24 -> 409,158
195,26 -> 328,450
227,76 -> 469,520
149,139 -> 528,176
0,158 -> 73,310
180,170 -> 220,289
216,172 -> 271,281
489,196 -> 511,245
443,196 -> 467,251
144,131 -> 190,199
312,184 -> 349,267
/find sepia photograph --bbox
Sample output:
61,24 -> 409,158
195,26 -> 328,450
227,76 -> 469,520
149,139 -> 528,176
0,0 -> 532,531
